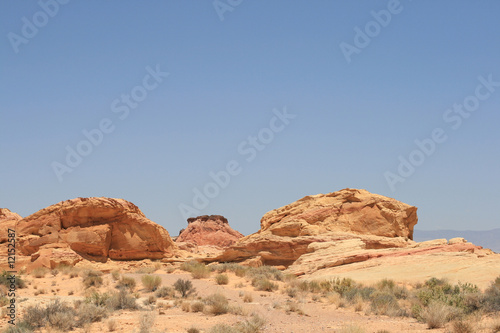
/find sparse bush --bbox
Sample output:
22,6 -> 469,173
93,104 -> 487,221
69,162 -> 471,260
188,301 -> 203,312
181,301 -> 191,312
156,286 -> 175,299
187,328 -> 200,333
252,277 -> 278,292
285,287 -> 298,298
23,305 -> 46,329
209,323 -> 237,333
2,320 -> 33,333
116,276 -> 136,291
181,261 -> 211,279
85,290 -> 110,307
234,266 -> 247,277
452,320 -> 475,333
235,313 -> 266,333
174,278 -> 196,298
285,301 -> 304,315
32,267 -> 48,278
25,299 -> 77,331
82,269 -> 103,289
319,277 -> 357,296
138,311 -> 156,333
215,273 -> 229,285
143,295 -> 157,306
107,318 -> 117,332
107,289 -> 138,310
421,301 -> 454,329
141,274 -> 162,292
204,293 -> 229,316
243,292 -> 253,303
484,276 -> 500,312
0,270 -> 26,288
191,264 -> 211,279
370,291 -> 403,316
246,265 -> 283,281
76,303 -> 108,326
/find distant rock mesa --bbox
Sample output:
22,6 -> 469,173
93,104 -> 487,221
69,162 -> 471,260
176,215 -> 243,248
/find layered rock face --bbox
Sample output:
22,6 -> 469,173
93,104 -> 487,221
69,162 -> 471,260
17,197 -> 176,263
260,188 -> 417,239
0,208 -> 22,243
213,188 -> 418,266
176,215 -> 243,248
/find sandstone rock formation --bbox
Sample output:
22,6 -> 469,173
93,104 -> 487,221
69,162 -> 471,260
176,215 -> 243,248
260,188 -> 417,238
16,197 -> 177,262
0,208 -> 22,243
211,188 -> 418,266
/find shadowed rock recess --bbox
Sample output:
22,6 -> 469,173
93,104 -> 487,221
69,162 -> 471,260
176,215 -> 243,248
16,197 -> 176,266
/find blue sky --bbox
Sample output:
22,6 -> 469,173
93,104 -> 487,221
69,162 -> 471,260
1,0 -> 499,236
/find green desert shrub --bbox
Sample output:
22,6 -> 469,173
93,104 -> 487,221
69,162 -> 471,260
138,311 -> 156,333
234,313 -> 266,333
2,320 -> 33,333
76,303 -> 108,326
252,277 -> 278,292
155,286 -> 176,299
0,270 -> 26,288
23,299 -> 76,331
204,293 -> 229,316
141,274 -> 162,292
451,320 -> 475,333
319,277 -> 357,296
484,276 -> 500,312
370,291 -> 403,317
174,278 -> 196,298
421,301 -> 456,329
190,301 -> 205,313
81,269 -> 103,289
181,261 -> 211,279
246,266 -> 283,281
215,273 -> 229,285
85,290 -> 110,307
107,289 -> 138,310
116,275 -> 137,291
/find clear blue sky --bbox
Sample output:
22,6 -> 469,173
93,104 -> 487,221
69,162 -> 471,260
1,1 -> 499,236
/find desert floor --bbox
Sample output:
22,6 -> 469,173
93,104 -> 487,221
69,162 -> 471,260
1,261 -> 499,333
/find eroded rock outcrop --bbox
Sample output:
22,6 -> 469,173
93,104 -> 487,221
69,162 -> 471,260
260,188 -> 417,238
17,197 -> 177,262
176,215 -> 243,248
211,188 -> 418,266
0,208 -> 22,243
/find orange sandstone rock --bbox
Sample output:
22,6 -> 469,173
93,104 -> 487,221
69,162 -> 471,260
16,197 -> 177,262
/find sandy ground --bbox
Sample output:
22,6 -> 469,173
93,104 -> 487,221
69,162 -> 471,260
1,262 -> 498,333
